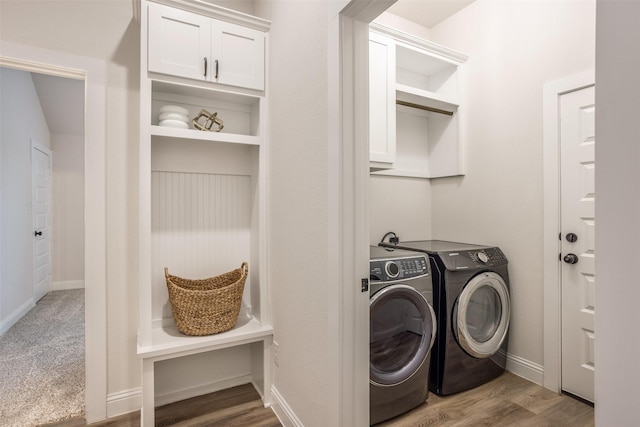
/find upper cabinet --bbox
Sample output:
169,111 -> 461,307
369,23 -> 467,178
369,32 -> 396,165
148,2 -> 265,91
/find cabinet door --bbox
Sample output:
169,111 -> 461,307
369,33 -> 396,165
212,21 -> 265,91
148,3 -> 211,81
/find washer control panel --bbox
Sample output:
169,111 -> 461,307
370,256 -> 430,282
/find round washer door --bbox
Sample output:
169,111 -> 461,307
370,284 -> 437,386
453,272 -> 510,359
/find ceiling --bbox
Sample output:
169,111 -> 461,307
31,72 -> 84,137
387,0 -> 476,29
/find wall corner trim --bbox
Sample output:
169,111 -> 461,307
51,280 -> 85,291
270,385 -> 303,427
506,353 -> 544,386
0,298 -> 35,336
106,388 -> 142,419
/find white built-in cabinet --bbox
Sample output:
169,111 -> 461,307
369,31 -> 396,165
369,23 -> 467,178
148,2 -> 265,90
137,1 -> 271,426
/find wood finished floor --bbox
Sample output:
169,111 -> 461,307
40,383 -> 281,427
42,372 -> 593,426
378,371 -> 594,427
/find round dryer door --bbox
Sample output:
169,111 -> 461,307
453,272 -> 510,359
370,284 -> 437,386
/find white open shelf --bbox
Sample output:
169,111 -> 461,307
396,83 -> 459,112
150,124 -> 262,145
369,22 -> 467,178
137,313 -> 273,361
151,79 -> 262,138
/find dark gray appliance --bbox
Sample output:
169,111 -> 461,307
379,240 -> 510,396
369,246 -> 437,425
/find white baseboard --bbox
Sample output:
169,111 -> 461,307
270,385 -> 303,427
506,352 -> 544,386
107,388 -> 141,418
0,298 -> 35,335
155,374 -> 253,407
106,375 -> 255,419
52,280 -> 85,291
106,375 -> 257,419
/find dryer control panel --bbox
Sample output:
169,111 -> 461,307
440,247 -> 508,271
370,256 -> 430,283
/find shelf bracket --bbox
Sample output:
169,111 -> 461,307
396,100 -> 454,116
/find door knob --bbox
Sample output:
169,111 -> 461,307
34,231 -> 42,237
563,253 -> 579,264
566,233 -> 578,242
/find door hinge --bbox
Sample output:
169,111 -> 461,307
361,278 -> 369,292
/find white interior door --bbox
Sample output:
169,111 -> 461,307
560,85 -> 595,402
32,145 -> 51,301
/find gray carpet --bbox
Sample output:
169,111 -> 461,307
0,289 -> 85,427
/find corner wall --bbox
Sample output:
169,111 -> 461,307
51,133 -> 84,289
370,175 -> 432,244
427,0 -> 596,375
255,1 -> 331,425
1,0 -> 141,416
595,0 -> 640,423
0,67 -> 50,334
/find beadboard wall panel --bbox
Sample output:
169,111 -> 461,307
151,170 -> 253,322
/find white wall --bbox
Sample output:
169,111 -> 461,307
104,21 -> 143,406
254,1 -> 331,425
424,0 -> 595,372
51,133 -> 84,288
0,67 -> 51,333
370,175 -> 432,243
595,0 -> 640,424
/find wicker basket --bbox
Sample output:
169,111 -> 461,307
165,262 -> 248,336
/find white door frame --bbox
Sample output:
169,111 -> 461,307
31,141 -> 53,301
542,69 -> 594,393
328,1 -> 396,425
0,42 -> 107,423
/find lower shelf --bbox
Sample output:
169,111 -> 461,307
137,314 -> 273,361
